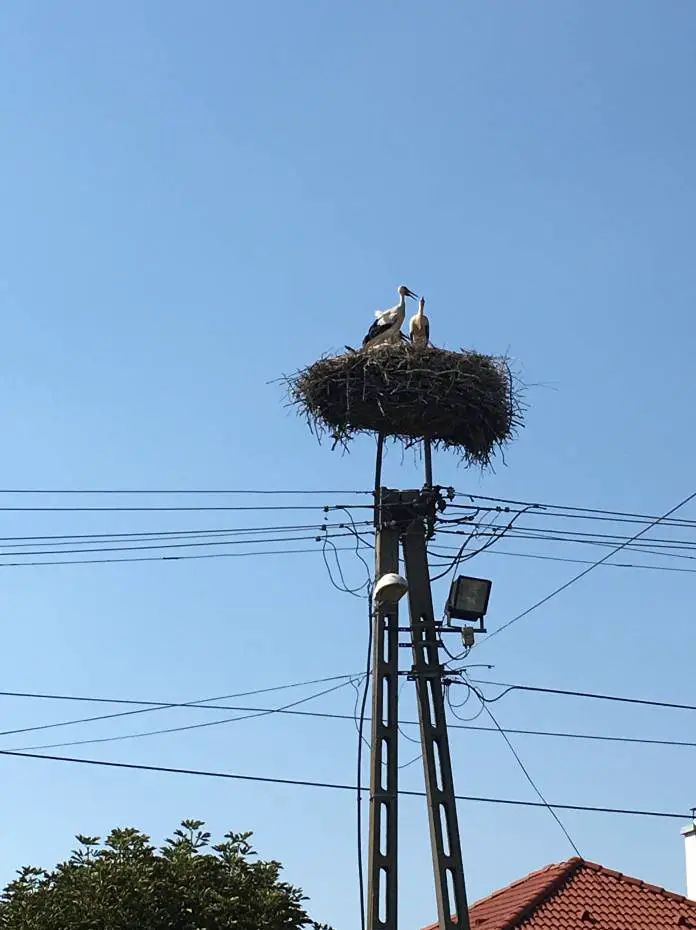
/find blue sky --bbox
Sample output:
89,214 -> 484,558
2,1 -> 696,927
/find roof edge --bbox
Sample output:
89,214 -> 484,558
496,857 -> 585,930
422,856 -> 696,930
579,859 -> 696,908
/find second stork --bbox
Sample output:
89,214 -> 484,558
409,296 -> 430,347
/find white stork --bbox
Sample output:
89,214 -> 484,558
361,285 -> 418,349
409,296 -> 430,347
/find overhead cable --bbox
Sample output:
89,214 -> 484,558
0,748 -> 688,820
484,487 -> 696,642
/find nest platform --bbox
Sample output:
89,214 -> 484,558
286,344 -> 523,467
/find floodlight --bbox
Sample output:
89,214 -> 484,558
445,575 -> 492,623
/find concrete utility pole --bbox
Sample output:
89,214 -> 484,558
367,476 -> 471,930
366,487 -> 400,930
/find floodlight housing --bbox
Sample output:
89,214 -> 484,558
445,575 -> 492,622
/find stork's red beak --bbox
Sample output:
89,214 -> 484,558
405,288 -> 418,298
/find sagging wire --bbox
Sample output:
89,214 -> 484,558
317,508 -> 375,930
8,676 -> 365,755
444,683 -> 486,723
395,675 -> 420,749
319,510 -> 374,599
327,486 -> 385,930
428,516 -> 486,583
399,752 -> 422,770
429,503 -> 540,585
439,635 -> 471,665
333,505 -> 376,554
356,581 -> 373,930
428,511 -> 503,583
349,676 -> 371,751
445,679 -> 473,711
321,536 -> 369,597
450,675 -> 582,856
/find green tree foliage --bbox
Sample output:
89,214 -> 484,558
0,819 -> 331,930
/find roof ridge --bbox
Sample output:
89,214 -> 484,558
422,857 -> 696,930
464,858 -> 575,908
419,863 -> 579,930
495,857 -> 584,930
467,858 -> 581,913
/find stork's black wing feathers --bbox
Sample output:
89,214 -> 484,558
362,318 -> 392,346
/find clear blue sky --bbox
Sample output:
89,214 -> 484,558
2,1 -> 696,927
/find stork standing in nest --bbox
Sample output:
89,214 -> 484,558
361,285 -> 418,349
409,296 -> 430,347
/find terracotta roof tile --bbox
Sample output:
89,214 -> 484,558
421,857 -> 696,930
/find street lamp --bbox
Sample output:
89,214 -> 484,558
373,572 -> 409,605
445,575 -> 492,631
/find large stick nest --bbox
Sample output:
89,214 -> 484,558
285,345 -> 524,467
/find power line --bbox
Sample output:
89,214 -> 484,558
8,678 -> 360,751
448,502 -> 696,530
0,673 -> 361,709
457,547 -> 696,575
429,507 -> 534,584
315,519 -> 374,930
15,709 -> 696,755
6,674 -> 696,746
0,747 -> 688,820
449,720 -> 696,750
3,537 -> 696,574
7,542 -> 696,573
484,487 -> 696,643
0,504 -> 373,513
437,523 -> 696,558
321,537 -> 371,598
435,530 -> 696,568
15,691 -> 696,757
3,485 -> 695,533
468,678 -> 696,713
459,681 -> 580,855
0,489 -> 370,495
0,673 -> 362,742
0,521 -> 373,548
20,509 -> 696,555
356,589 -> 374,930
0,545 -> 363,569
0,530 -> 365,560
454,492 -> 696,530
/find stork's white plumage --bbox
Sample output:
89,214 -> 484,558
409,296 -> 430,347
362,285 -> 418,349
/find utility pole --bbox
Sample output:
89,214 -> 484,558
367,487 -> 400,930
367,482 -> 471,930
403,499 -> 471,930
288,289 -> 510,930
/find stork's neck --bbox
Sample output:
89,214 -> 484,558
397,294 -> 407,313
417,304 -> 424,319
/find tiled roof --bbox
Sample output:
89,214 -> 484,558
422,858 -> 696,929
